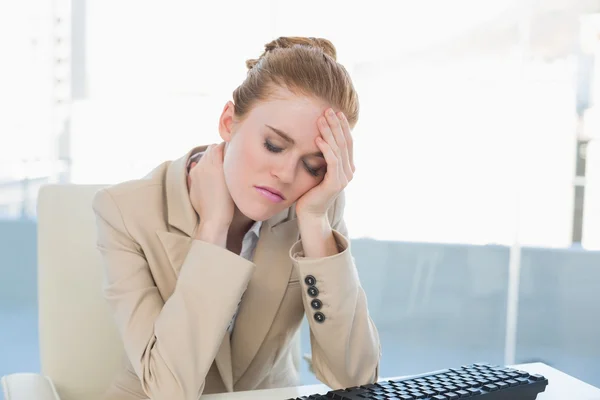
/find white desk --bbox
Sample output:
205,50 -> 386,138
203,363 -> 600,399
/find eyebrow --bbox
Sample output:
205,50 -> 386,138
265,124 -> 324,158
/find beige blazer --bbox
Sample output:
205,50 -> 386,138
92,146 -> 381,400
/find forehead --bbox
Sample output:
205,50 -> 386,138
245,87 -> 329,143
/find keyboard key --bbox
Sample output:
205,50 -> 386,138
483,384 -> 498,391
496,381 -> 508,390
517,377 -> 530,385
468,388 -> 482,395
530,374 -> 546,381
505,379 -> 519,386
445,392 -> 459,399
432,396 -> 447,400
455,389 -> 471,397
431,386 -> 448,394
361,384 -> 377,389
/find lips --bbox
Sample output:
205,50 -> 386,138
255,186 -> 285,200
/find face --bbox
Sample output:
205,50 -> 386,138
219,86 -> 330,222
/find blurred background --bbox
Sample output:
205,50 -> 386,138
1,0 -> 600,397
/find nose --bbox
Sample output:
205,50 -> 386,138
271,157 -> 296,184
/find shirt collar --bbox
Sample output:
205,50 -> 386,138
247,220 -> 263,238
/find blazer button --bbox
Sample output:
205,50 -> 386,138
304,275 -> 316,286
307,286 -> 319,297
311,299 -> 322,310
314,312 -> 326,323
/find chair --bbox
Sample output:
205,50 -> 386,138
1,184 -> 304,400
2,184 -> 124,400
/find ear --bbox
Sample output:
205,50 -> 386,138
218,101 -> 236,142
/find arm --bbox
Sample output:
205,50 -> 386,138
291,193 -> 381,390
93,189 -> 254,400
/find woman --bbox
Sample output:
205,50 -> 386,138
93,36 -> 381,400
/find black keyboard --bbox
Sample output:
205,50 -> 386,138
287,363 -> 548,399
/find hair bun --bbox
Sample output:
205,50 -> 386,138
246,36 -> 337,70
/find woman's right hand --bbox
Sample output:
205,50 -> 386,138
188,143 -> 234,244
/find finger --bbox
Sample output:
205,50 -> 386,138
316,136 -> 347,191
214,142 -> 226,164
325,110 -> 352,179
205,144 -> 215,157
206,143 -> 218,164
337,112 -> 355,173
187,162 -> 196,188
325,109 -> 345,149
318,116 -> 341,160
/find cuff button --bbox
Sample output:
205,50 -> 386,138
311,299 -> 322,310
314,312 -> 326,323
304,275 -> 316,286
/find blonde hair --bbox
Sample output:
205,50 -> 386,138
232,36 -> 359,128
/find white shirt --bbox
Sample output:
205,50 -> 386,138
187,151 -> 262,333
227,219 -> 262,333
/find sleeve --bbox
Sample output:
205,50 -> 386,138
289,192 -> 382,389
92,188 -> 255,400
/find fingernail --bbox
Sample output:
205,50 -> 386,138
328,109 -> 335,117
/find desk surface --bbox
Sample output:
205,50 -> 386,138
203,363 -> 600,399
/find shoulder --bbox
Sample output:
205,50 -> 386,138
92,160 -> 171,231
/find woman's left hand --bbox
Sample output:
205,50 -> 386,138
295,108 -> 355,221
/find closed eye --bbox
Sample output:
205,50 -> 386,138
263,140 -> 283,153
264,139 -> 323,177
303,162 -> 321,177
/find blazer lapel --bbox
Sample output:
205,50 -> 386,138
215,332 -> 234,392
165,145 -> 208,237
230,211 -> 300,385
156,230 -> 192,276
